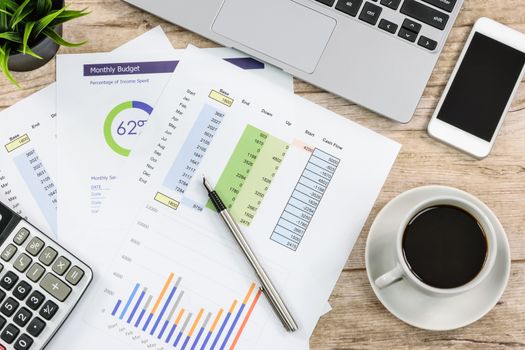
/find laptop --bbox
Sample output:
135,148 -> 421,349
123,0 -> 464,123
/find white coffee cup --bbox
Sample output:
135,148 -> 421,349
374,195 -> 497,296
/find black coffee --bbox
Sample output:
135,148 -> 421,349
402,205 -> 487,289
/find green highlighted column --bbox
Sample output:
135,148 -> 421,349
207,125 -> 289,226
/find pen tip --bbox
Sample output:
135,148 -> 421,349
202,176 -> 213,193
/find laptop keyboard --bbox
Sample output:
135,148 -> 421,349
315,0 -> 458,51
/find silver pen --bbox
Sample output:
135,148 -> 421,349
203,176 -> 298,332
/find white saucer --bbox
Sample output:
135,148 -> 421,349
365,185 -> 511,331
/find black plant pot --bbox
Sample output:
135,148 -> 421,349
7,0 -> 65,72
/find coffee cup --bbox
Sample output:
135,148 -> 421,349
374,195 -> 497,296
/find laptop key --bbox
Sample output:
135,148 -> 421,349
398,27 -> 418,42
420,0 -> 456,13
378,19 -> 398,34
316,0 -> 336,6
358,2 -> 382,25
401,0 -> 449,30
402,18 -> 422,33
335,0 -> 363,17
418,36 -> 438,50
379,0 -> 401,10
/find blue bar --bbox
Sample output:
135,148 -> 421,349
166,324 -> 177,344
174,330 -> 184,347
150,285 -> 178,336
220,304 -> 246,350
127,290 -> 146,324
111,300 -> 122,316
134,309 -> 146,328
181,335 -> 191,350
119,283 -> 140,320
191,327 -> 206,350
142,313 -> 154,331
158,320 -> 170,339
210,312 -> 232,350
200,331 -> 213,350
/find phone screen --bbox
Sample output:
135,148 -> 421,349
437,32 -> 525,142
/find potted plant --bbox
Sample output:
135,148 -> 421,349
0,0 -> 88,86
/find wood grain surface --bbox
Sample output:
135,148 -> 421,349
1,0 -> 524,348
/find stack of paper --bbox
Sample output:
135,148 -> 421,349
0,27 -> 400,349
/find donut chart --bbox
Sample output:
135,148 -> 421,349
104,101 -> 153,156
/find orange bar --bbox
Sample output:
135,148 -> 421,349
242,283 -> 256,304
174,308 -> 185,325
151,273 -> 174,314
229,289 -> 262,350
210,309 -> 224,332
188,308 -> 204,336
229,300 -> 238,314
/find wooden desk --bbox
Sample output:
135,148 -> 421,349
1,0 -> 524,348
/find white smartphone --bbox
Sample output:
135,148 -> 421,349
428,17 -> 525,159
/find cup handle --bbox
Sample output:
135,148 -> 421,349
374,264 -> 404,289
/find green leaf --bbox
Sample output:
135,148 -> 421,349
22,21 -> 35,54
0,44 -> 20,87
42,27 -> 87,47
9,0 -> 31,29
48,9 -> 90,28
34,7 -> 66,37
0,31 -> 22,43
0,3 -> 8,32
36,0 -> 53,17
16,45 -> 42,60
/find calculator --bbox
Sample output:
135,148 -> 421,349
0,202 -> 92,350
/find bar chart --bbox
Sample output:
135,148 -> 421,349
108,273 -> 262,350
206,125 -> 289,226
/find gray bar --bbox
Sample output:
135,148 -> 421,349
167,291 -> 184,321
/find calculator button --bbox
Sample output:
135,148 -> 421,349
12,281 -> 32,301
26,263 -> 45,283
1,271 -> 19,291
1,297 -> 19,317
13,253 -> 32,273
39,300 -> 58,321
1,323 -> 19,343
38,247 -> 57,266
65,266 -> 84,285
13,229 -> 30,246
51,256 -> 70,276
0,315 -> 6,329
26,317 -> 45,337
1,244 -> 17,262
25,238 -> 44,257
15,334 -> 33,350
14,333 -> 33,350
13,307 -> 32,327
0,289 -> 6,304
25,291 -> 44,311
40,273 -> 71,302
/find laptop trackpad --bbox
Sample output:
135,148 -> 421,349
212,0 -> 335,74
